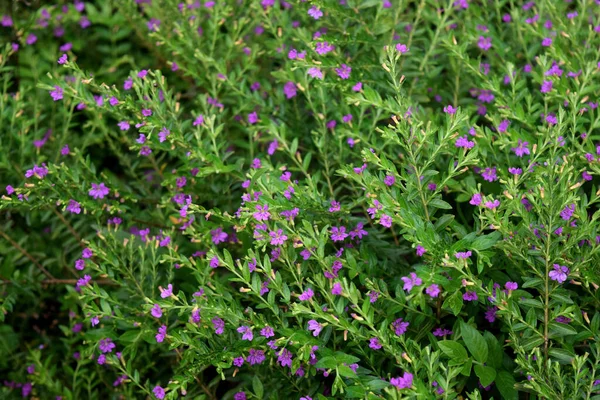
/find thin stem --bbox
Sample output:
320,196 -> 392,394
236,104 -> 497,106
0,231 -> 55,279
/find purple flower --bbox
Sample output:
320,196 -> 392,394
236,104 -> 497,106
193,115 -> 204,126
307,67 -> 323,79
277,348 -> 293,367
443,105 -> 456,114
253,204 -> 271,221
211,227 -> 228,244
308,320 -> 323,336
395,43 -> 409,53
76,275 -> 92,288
283,81 -> 297,99
384,175 -> 395,186
470,193 -> 482,206
455,251 -> 472,259
153,385 -> 165,399
369,290 -> 379,303
481,167 -> 498,182
158,127 -> 170,142
66,199 -> 81,214
58,54 -> 68,64
26,34 -> 37,45
260,326 -> 274,338
369,337 -> 382,350
401,272 -> 422,292
248,349 -> 266,365
237,325 -> 254,341
541,37 -> 552,47
349,223 -> 368,240
485,306 -> 498,323
308,6 -> 323,19
390,372 -> 413,389
426,284 -> 441,298
331,226 -> 349,241
151,304 -> 163,318
332,282 -> 343,295
484,199 -> 500,210
549,264 -> 569,283
505,282 -> 518,291
248,112 -> 258,124
541,80 -> 553,93
160,284 -> 173,298
463,291 -> 478,301
155,325 -> 167,342
509,167 -> 522,175
234,392 -> 246,400
416,245 -> 427,257
477,36 -> 491,50
299,288 -> 314,301
269,229 -> 288,245
50,86 -> 63,101
455,136 -> 475,149
379,214 -> 393,228
233,357 -> 244,367
89,183 -> 110,199
212,317 -> 225,335
99,338 -> 116,353
546,113 -> 557,125
75,259 -> 85,271
392,318 -> 410,335
560,204 -> 575,220
335,64 -> 352,79
433,327 -> 453,337
512,140 -> 530,157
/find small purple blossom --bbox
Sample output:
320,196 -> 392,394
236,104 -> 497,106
308,320 -> 323,336
369,337 -> 382,350
390,372 -> 413,389
549,264 -> 569,283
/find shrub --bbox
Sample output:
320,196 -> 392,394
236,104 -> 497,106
2,0 -> 600,399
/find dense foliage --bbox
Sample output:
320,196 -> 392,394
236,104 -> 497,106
2,0 -> 600,399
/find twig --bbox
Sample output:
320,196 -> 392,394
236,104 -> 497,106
52,208 -> 84,247
0,231 -> 55,279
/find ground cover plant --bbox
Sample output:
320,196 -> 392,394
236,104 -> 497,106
2,0 -> 600,398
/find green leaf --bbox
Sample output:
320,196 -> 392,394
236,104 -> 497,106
474,365 -> 496,387
471,231 -> 501,251
357,0 -> 382,8
548,348 -> 575,364
345,385 -> 366,398
252,375 -> 264,398
334,352 -> 360,365
496,370 -> 518,400
367,379 -> 390,390
520,335 -> 545,351
442,291 -> 463,316
548,322 -> 577,338
315,356 -> 338,369
460,321 -> 488,363
118,330 -> 140,343
338,365 -> 356,378
429,198 -> 453,210
100,299 -> 112,314
460,358 -> 472,376
438,340 -> 468,361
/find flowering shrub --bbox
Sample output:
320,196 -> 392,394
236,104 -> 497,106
2,0 -> 600,399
